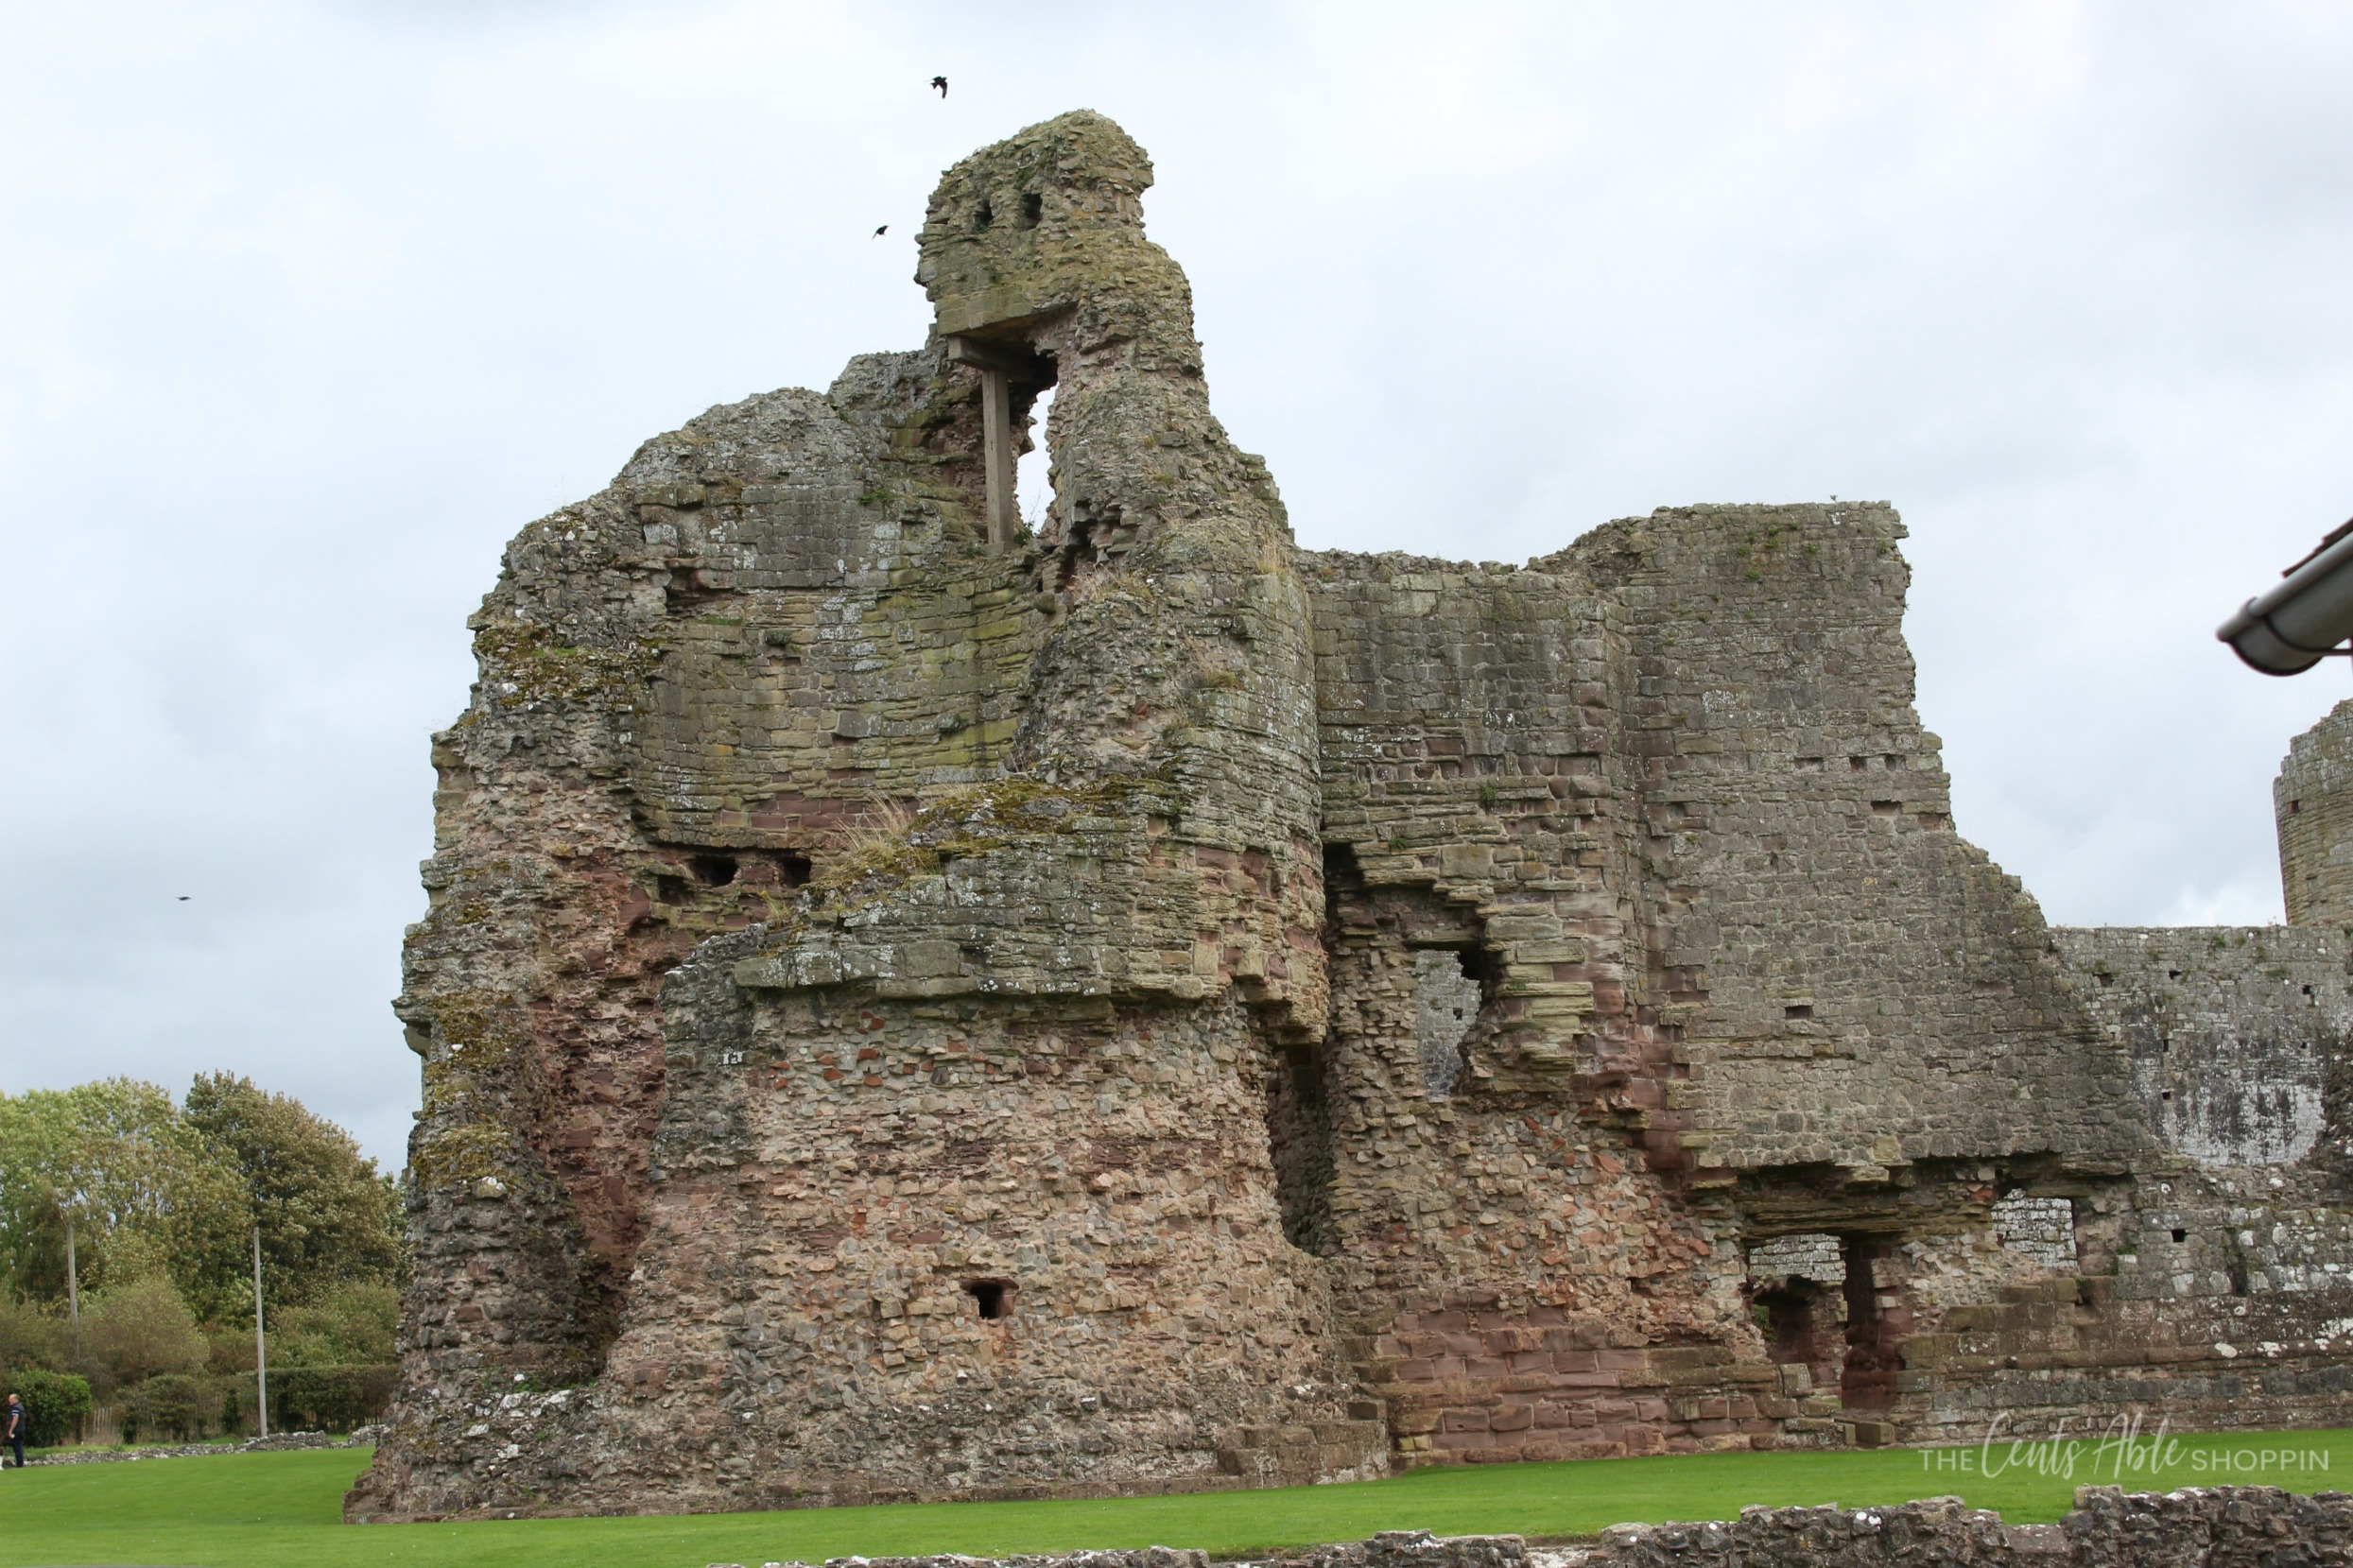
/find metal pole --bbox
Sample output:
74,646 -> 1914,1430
252,1225 -> 268,1439
64,1215 -> 78,1332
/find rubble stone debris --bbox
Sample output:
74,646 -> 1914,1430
346,110 -> 2353,1523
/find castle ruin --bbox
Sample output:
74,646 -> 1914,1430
348,112 -> 2353,1522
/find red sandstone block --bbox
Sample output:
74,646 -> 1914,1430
1687,1419 -> 1737,1438
1440,1409 -> 1490,1433
1597,1350 -> 1649,1370
1533,1402 -> 1579,1429
1443,1334 -> 1483,1356
1509,1352 -> 1549,1373
1635,1398 -> 1670,1422
1432,1430 -> 1495,1452
1465,1357 -> 1509,1379
1592,1399 -> 1636,1422
1392,1359 -> 1442,1383
1549,1349 -> 1600,1372
1393,1407 -> 1441,1436
1550,1369 -> 1618,1388
1491,1404 -> 1535,1433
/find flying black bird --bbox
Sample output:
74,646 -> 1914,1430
931,76 -> 948,97
178,895 -> 190,901
874,224 -> 888,238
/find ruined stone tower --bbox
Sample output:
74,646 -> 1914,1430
2278,699 -> 2353,929
351,112 -> 2353,1523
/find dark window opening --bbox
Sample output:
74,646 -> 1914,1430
780,853 -> 812,888
963,1278 -> 1011,1319
2292,800 -> 2303,815
1020,192 -> 1043,227
2161,1089 -> 2173,1101
1784,1004 -> 1813,1020
2168,969 -> 2183,979
1840,1236 -> 1905,1413
1264,1042 -> 1337,1254
688,853 -> 737,887
2171,1228 -> 2188,1242
974,199 -> 993,231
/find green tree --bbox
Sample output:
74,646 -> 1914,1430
181,1075 -> 404,1313
0,1081 -> 245,1310
271,1280 -> 399,1367
80,1277 -> 207,1390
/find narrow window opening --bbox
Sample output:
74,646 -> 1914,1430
780,853 -> 812,888
2292,800 -> 2303,815
1412,949 -> 1480,1096
974,199 -> 993,231
1264,1042 -> 1337,1253
2161,1089 -> 2173,1101
1017,382 -> 1058,534
1784,1004 -> 1813,1021
1849,756 -> 1867,771
2171,1228 -> 2188,1242
963,1278 -> 1011,1319
687,853 -> 737,887
1019,192 -> 1042,228
2168,969 -> 2183,979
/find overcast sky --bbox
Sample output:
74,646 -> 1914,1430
6,1 -> 2352,1171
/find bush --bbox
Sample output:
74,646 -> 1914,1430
9,1367 -> 93,1446
0,1293 -> 69,1373
121,1372 -> 220,1443
271,1281 -> 398,1367
268,1364 -> 395,1433
81,1277 -> 206,1390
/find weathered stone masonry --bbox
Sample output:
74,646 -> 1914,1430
350,112 -> 2353,1522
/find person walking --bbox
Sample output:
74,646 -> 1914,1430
4,1392 -> 24,1469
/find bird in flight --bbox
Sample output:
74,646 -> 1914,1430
931,76 -> 948,97
178,895 -> 190,901
874,224 -> 888,238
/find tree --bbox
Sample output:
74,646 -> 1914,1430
0,1081 -> 245,1311
181,1074 -> 404,1312
80,1277 -> 206,1390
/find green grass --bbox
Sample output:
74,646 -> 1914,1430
1,1430 -> 2349,1568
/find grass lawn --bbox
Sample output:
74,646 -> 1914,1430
1,1430 -> 2348,1568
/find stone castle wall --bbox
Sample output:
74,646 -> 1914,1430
350,112 -> 2353,1523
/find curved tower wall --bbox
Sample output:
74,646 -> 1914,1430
2277,698 -> 2353,928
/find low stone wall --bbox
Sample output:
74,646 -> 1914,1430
706,1496 -> 2353,1568
709,1536 -> 1525,1568
1583,1488 -> 2353,1568
29,1429 -> 371,1465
